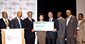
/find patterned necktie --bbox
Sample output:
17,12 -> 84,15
5,20 -> 8,27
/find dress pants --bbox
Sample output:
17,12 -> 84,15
25,32 -> 35,44
47,37 -> 56,44
57,38 -> 65,44
25,38 -> 35,44
67,37 -> 76,44
0,32 -> 2,44
37,31 -> 46,44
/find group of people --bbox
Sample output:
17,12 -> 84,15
0,10 -> 85,44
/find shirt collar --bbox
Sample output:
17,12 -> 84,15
68,15 -> 72,19
58,17 -> 62,20
78,19 -> 83,22
3,18 -> 8,22
79,19 -> 83,21
17,17 -> 20,20
28,17 -> 32,20
49,18 -> 53,20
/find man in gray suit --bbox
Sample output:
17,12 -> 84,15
10,11 -> 22,28
57,12 -> 66,44
66,10 -> 77,44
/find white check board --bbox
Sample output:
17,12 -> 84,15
33,22 -> 54,31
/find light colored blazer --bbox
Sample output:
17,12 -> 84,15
57,17 -> 66,38
77,20 -> 85,44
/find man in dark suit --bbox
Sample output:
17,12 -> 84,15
66,10 -> 77,44
47,12 -> 59,44
10,11 -> 22,28
57,12 -> 66,44
23,11 -> 35,44
0,11 -> 10,44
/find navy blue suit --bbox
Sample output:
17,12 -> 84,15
46,19 -> 59,44
9,17 -> 22,28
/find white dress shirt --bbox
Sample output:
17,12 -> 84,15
57,17 -> 62,20
77,19 -> 83,29
3,18 -> 10,29
17,17 -> 22,28
49,18 -> 53,22
28,17 -> 32,22
3,18 -> 9,25
66,15 -> 72,26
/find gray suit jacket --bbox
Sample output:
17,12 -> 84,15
66,15 -> 77,38
57,17 -> 66,38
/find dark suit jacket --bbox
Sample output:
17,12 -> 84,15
22,18 -> 35,38
66,15 -> 77,38
47,19 -> 59,39
0,18 -> 10,29
0,18 -> 10,44
9,17 -> 23,28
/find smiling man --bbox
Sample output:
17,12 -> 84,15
66,10 -> 77,44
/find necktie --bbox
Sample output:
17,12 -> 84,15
19,19 -> 22,28
5,20 -> 8,27
49,19 -> 51,22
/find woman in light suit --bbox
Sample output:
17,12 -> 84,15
37,13 -> 46,44
77,20 -> 85,44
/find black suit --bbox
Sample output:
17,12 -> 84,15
9,17 -> 23,28
22,18 -> 35,44
0,18 -> 10,44
46,19 -> 59,44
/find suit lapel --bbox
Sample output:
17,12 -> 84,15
8,19 -> 10,23
27,18 -> 32,24
15,17 -> 20,27
3,18 -> 11,26
68,16 -> 72,26
59,18 -> 63,23
52,19 -> 55,21
20,19 -> 22,25
2,19 -> 6,26
8,19 -> 10,26
80,20 -> 85,25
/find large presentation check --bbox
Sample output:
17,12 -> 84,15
33,22 -> 54,31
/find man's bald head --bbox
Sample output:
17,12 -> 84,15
17,11 -> 22,18
48,12 -> 53,18
66,10 -> 71,17
2,11 -> 8,19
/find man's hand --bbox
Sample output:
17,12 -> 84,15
73,35 -> 76,38
61,35 -> 64,39
33,22 -> 35,23
53,29 -> 56,32
32,29 -> 34,32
